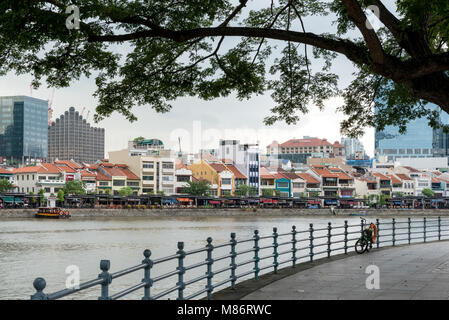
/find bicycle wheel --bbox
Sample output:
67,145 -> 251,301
355,238 -> 368,254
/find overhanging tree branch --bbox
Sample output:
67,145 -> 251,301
87,27 -> 371,66
341,0 -> 385,64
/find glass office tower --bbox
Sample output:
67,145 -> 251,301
375,103 -> 449,161
0,96 -> 48,161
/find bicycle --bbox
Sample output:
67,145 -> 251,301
355,218 -> 377,254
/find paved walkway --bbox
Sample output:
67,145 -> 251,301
242,242 -> 449,300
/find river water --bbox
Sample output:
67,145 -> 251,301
0,215 -> 438,300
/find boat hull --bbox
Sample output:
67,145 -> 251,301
35,213 -> 60,219
35,207 -> 71,219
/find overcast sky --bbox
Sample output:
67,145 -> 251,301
0,1 -> 379,157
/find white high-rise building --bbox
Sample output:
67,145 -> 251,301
109,139 -> 176,195
217,140 -> 261,192
341,137 -> 366,159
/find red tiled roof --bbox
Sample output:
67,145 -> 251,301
85,163 -> 101,170
202,153 -> 219,163
13,164 -> 61,174
80,170 -> 96,178
333,141 -> 344,148
54,163 -> 77,173
40,163 -> 63,174
0,168 -> 12,174
260,167 -> 275,179
208,163 -> 228,173
280,171 -> 301,180
395,173 -> 411,181
95,172 -> 111,181
55,160 -> 82,169
226,165 -> 246,179
312,167 -> 339,178
373,172 -> 390,181
94,163 -> 139,180
279,138 -> 333,148
121,168 -> 140,180
295,173 -> 320,184
221,158 -> 234,164
387,174 -> 401,184
175,159 -> 186,170
102,163 -> 115,168
335,172 -> 353,180
274,172 -> 289,180
12,166 -> 41,173
175,162 -> 185,170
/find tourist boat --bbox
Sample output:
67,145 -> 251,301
35,207 -> 71,219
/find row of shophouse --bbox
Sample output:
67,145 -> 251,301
1,158 -> 448,199
0,158 -> 190,198
2,135 -> 448,199
187,159 -> 449,199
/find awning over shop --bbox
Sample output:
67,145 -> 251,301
177,198 -> 193,202
162,198 -> 178,204
0,196 -> 23,203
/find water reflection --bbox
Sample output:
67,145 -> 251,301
0,215 -> 422,300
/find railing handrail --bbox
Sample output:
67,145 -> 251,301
31,216 -> 449,300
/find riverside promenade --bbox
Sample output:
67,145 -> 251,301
236,241 -> 449,300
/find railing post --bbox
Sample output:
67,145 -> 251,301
176,242 -> 186,300
230,233 -> 237,289
408,217 -> 411,245
98,260 -> 112,300
327,222 -> 332,258
438,216 -> 441,241
292,225 -> 297,267
344,220 -> 348,254
31,278 -> 49,300
309,223 -> 314,262
392,218 -> 396,246
142,249 -> 153,300
423,217 -> 427,243
206,237 -> 214,300
253,230 -> 260,280
376,218 -> 380,248
273,227 -> 279,273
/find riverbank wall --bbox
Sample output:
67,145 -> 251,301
1,208 -> 449,218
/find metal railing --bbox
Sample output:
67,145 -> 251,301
31,217 -> 449,300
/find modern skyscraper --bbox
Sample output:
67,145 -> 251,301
48,107 -> 105,163
341,137 -> 366,159
375,103 -> 449,162
0,96 -> 48,161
